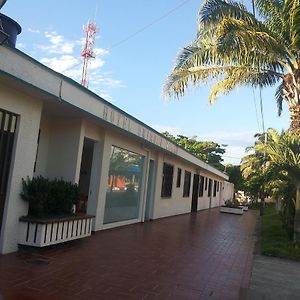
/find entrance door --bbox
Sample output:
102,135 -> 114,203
191,174 -> 200,212
0,109 -> 18,233
144,160 -> 154,221
78,138 -> 95,213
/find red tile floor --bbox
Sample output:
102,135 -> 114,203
0,208 -> 258,300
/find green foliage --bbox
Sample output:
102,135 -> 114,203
261,204 -> 300,260
21,176 -> 80,218
247,198 -> 260,210
225,164 -> 244,191
281,197 -> 296,239
164,0 -> 300,129
162,131 -> 226,170
241,128 -> 300,199
224,198 -> 240,208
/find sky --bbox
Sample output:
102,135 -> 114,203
2,0 -> 290,165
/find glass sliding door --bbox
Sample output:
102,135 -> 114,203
104,146 -> 144,224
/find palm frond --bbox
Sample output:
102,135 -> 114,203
289,0 -> 300,50
199,0 -> 254,27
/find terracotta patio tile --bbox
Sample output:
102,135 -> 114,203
0,208 -> 257,299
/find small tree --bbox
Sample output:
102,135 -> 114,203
162,132 -> 226,170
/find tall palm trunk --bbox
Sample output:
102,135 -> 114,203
293,186 -> 300,244
289,105 -> 300,131
283,72 -> 300,131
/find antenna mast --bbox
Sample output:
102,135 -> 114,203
81,21 -> 97,88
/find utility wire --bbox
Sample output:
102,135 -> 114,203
252,88 -> 261,132
110,0 -> 192,49
259,88 -> 265,133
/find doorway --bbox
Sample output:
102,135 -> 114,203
191,174 -> 200,212
78,138 -> 95,213
144,160 -> 155,221
0,109 -> 18,234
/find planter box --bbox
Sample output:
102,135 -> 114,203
220,206 -> 244,215
18,214 -> 94,247
239,206 -> 248,211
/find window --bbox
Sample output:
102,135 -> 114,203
161,163 -> 174,197
176,168 -> 182,187
208,178 -> 212,197
199,175 -> 204,197
213,180 -> 217,197
205,177 -> 208,191
217,182 -> 219,192
183,171 -> 191,197
104,146 -> 144,224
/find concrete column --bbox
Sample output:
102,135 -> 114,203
90,132 -> 112,231
0,91 -> 42,254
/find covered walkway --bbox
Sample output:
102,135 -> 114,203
0,208 -> 257,300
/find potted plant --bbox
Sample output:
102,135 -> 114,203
18,176 -> 94,247
220,198 -> 244,215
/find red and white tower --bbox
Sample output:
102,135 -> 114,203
81,21 -> 97,88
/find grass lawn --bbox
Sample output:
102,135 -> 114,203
261,203 -> 300,260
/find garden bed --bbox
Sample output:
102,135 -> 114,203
220,206 -> 244,215
18,214 -> 94,247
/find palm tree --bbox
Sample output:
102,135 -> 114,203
244,129 -> 300,243
259,130 -> 300,243
164,0 -> 300,130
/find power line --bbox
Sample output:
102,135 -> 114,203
259,88 -> 266,133
252,88 -> 261,132
109,0 -> 192,49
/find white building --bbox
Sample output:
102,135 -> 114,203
0,45 -> 234,254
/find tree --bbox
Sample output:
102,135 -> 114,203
162,131 -> 226,170
164,0 -> 300,130
242,128 -> 300,243
258,130 -> 300,243
225,164 -> 244,191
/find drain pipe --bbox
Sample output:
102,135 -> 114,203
141,144 -> 150,222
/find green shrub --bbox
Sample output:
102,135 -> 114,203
21,176 -> 80,218
248,198 -> 260,209
224,198 -> 240,208
280,197 -> 295,239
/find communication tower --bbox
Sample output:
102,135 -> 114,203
81,21 -> 97,88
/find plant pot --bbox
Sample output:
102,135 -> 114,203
220,206 -> 244,215
18,214 -> 94,247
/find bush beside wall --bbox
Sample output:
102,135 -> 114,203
21,176 -> 80,218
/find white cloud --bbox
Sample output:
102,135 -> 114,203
151,124 -> 181,135
33,29 -> 124,101
40,55 -> 81,74
16,42 -> 26,49
201,130 -> 256,146
200,130 -> 258,165
28,28 -> 40,34
37,32 -> 75,55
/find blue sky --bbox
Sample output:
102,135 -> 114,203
2,0 -> 290,165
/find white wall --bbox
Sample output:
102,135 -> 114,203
0,85 -> 42,254
221,181 -> 234,205
152,154 -> 196,219
41,117 -> 84,183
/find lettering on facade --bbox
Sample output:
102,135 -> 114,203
102,105 -> 178,155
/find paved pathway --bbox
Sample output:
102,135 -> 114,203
0,208 -> 258,300
247,255 -> 300,299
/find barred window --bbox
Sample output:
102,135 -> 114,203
161,163 -> 174,197
176,168 -> 182,187
199,175 -> 204,197
208,178 -> 212,197
183,171 -> 191,197
213,180 -> 217,197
